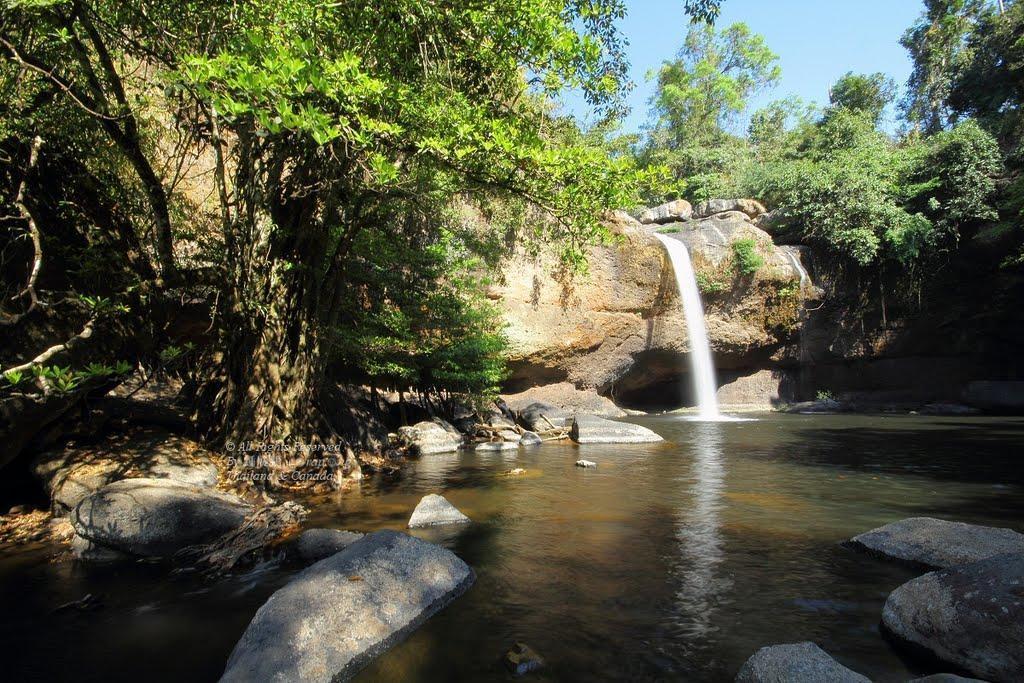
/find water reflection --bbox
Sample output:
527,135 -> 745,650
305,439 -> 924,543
672,421 -> 730,643
412,453 -> 462,487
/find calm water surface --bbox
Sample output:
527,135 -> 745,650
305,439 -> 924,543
3,414 -> 1024,682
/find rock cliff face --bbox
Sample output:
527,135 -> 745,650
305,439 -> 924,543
492,201 -> 815,410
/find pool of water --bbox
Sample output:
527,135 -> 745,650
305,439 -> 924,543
3,414 -> 1024,682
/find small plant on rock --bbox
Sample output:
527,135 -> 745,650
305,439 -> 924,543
731,238 -> 764,276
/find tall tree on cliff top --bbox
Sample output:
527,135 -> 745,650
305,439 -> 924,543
641,21 -> 779,195
900,0 -> 991,133
827,72 -> 897,127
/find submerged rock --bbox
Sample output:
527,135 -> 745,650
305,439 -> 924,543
291,528 -> 365,564
33,428 -> 220,515
882,553 -> 1024,682
575,460 -> 597,468
221,530 -> 475,683
783,398 -> 845,414
569,414 -> 663,444
407,493 -> 471,528
846,517 -> 1024,570
735,642 -> 869,683
908,675 -> 989,682
918,403 -> 981,416
397,420 -> 464,455
475,441 -> 518,452
70,478 -> 251,559
503,642 -> 545,676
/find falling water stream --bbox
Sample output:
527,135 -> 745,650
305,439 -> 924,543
653,233 -> 720,418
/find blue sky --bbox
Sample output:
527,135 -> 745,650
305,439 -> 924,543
562,0 -> 925,135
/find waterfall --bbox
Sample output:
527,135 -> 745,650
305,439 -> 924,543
654,233 -> 720,418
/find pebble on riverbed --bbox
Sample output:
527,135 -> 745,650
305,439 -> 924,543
575,460 -> 597,468
503,642 -> 545,676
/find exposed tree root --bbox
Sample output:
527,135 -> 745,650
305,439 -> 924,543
178,501 -> 307,575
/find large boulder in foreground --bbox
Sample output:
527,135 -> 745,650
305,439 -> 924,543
846,517 -> 1024,570
221,530 -> 475,682
71,478 -> 251,558
569,414 -> 663,444
735,642 -> 869,683
33,428 -> 220,514
882,553 -> 1024,682
397,419 -> 464,455
408,494 -> 471,528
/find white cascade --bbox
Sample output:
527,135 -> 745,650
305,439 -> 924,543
653,233 -> 720,418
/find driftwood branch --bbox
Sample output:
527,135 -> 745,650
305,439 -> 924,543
1,318 -> 96,377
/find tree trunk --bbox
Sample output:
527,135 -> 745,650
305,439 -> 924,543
218,263 -> 325,447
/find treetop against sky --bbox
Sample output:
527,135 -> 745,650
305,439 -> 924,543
561,0 -> 922,134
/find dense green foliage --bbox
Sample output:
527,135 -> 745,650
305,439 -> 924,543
639,1 -> 1020,290
827,72 -> 897,127
0,0 -> 652,438
333,211 -> 509,407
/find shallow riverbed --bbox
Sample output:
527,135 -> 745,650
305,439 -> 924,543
3,414 -> 1024,682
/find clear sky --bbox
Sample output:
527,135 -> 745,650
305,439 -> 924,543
562,0 -> 925,135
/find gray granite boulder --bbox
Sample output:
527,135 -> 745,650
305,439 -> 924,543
407,494 -> 471,528
519,431 -> 542,446
847,517 -> 1024,570
71,478 -> 251,559
33,429 -> 220,515
291,528 -> 365,564
220,530 -> 475,682
694,198 -> 766,219
639,199 -> 693,224
397,419 -> 464,455
518,401 -> 571,431
882,553 -> 1024,682
569,414 -> 663,444
735,642 -> 870,682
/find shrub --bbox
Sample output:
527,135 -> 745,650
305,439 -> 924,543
731,238 -> 764,276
